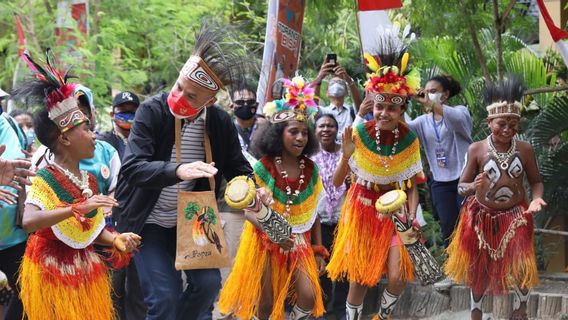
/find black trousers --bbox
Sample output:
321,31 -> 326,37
429,179 -> 464,247
319,223 -> 349,320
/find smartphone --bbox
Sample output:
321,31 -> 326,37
326,53 -> 337,67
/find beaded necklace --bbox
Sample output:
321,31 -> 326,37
52,162 -> 93,198
487,135 -> 516,170
275,156 -> 305,217
375,125 -> 399,172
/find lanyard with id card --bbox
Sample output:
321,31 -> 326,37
432,114 -> 447,168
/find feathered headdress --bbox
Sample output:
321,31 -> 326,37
363,26 -> 420,105
484,76 -> 524,119
263,76 -> 318,123
16,49 -> 86,132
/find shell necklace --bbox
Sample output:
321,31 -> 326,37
52,162 -> 94,198
275,156 -> 306,218
487,135 -> 516,170
375,124 -> 399,172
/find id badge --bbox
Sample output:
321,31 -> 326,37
435,146 -> 447,168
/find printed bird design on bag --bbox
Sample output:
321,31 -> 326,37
184,202 -> 223,253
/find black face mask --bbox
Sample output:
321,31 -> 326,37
234,104 -> 256,120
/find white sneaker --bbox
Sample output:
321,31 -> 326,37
433,277 -> 454,290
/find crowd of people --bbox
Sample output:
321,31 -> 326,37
0,21 -> 547,320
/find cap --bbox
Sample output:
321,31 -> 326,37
113,91 -> 140,108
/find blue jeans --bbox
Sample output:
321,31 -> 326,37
429,179 -> 464,247
134,224 -> 221,320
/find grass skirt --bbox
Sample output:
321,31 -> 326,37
326,183 -> 414,287
218,222 -> 324,320
445,196 -> 538,295
19,231 -> 114,320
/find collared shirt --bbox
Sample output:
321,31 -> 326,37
147,109 -> 206,228
312,147 -> 346,225
319,104 -> 355,143
234,119 -> 258,153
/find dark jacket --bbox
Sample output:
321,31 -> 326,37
113,92 -> 252,233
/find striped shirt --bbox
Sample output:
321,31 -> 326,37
146,110 -> 206,227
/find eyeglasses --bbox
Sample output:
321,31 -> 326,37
234,99 -> 257,106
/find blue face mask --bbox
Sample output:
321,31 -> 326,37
25,129 -> 36,147
113,112 -> 135,130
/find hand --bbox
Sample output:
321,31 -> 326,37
0,189 -> 17,206
256,187 -> 274,208
0,145 -> 35,190
316,255 -> 327,275
414,89 -> 429,106
74,194 -> 119,215
473,172 -> 488,191
21,148 -> 33,160
176,161 -> 218,181
333,65 -> 351,83
102,207 -> 113,218
408,213 -> 422,240
525,198 -> 547,216
315,61 -> 335,84
114,232 -> 142,252
278,234 -> 296,251
341,126 -> 355,159
358,96 -> 374,117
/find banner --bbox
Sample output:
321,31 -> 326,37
356,0 -> 402,54
536,0 -> 568,68
256,0 -> 306,110
55,0 -> 89,60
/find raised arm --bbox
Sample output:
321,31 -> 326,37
333,127 -> 355,187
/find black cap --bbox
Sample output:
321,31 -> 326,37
112,91 -> 140,108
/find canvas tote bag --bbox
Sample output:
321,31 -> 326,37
174,118 -> 231,270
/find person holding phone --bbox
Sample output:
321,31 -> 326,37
313,54 -> 362,143
408,75 -> 472,253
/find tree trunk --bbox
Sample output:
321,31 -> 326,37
492,0 -> 504,81
462,0 -> 492,82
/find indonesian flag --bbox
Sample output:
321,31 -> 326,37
356,0 -> 403,54
536,0 -> 568,67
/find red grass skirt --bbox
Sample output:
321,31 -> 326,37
445,196 -> 538,295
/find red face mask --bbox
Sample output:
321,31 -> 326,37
167,89 -> 205,119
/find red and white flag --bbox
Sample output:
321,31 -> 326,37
356,0 -> 403,54
536,0 -> 568,67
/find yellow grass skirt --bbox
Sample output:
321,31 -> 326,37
18,231 -> 114,320
326,184 -> 414,286
218,222 -> 324,320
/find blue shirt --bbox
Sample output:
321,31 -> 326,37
407,105 -> 473,182
0,114 -> 28,250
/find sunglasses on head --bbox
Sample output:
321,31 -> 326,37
234,99 -> 257,106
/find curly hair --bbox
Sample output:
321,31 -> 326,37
252,121 -> 319,158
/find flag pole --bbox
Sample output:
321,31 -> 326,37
352,0 -> 365,63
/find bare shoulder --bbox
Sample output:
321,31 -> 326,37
516,140 -> 535,152
468,140 -> 486,154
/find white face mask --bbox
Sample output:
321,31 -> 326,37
428,92 -> 442,104
328,83 -> 347,97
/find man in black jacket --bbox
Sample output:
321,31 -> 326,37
113,25 -> 252,320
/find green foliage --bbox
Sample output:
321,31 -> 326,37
204,206 -> 217,225
184,202 -> 201,220
526,95 -> 568,224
